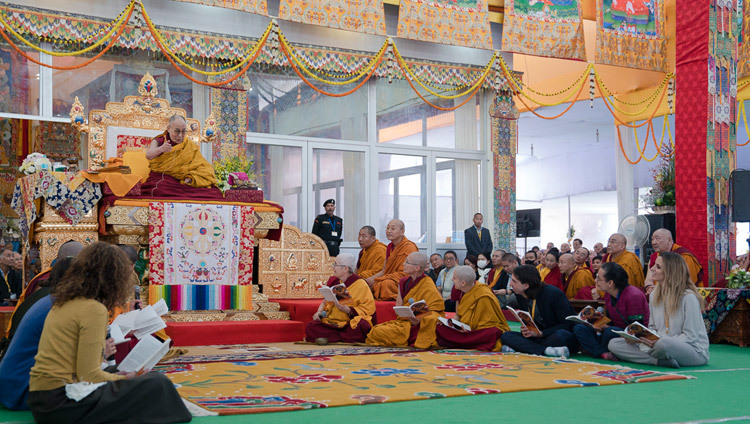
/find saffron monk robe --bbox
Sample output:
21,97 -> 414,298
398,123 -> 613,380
365,219 -> 418,301
355,226 -> 387,280
602,233 -> 645,288
366,252 -> 445,349
435,266 -> 510,351
306,254 -> 376,343
143,114 -> 222,199
559,253 -> 596,299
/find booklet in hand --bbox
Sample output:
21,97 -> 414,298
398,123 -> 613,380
506,306 -> 542,335
318,283 -> 351,305
566,306 -> 611,330
117,335 -> 171,374
393,300 -> 429,319
438,316 -> 471,331
613,322 -> 660,343
110,299 -> 168,340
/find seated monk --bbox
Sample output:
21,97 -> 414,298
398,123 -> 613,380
559,253 -> 595,299
305,254 -> 376,343
142,114 -> 222,199
573,247 -> 592,275
645,229 -> 704,293
542,248 -> 563,291
366,252 -> 445,349
365,219 -> 418,301
435,265 -> 510,351
603,233 -> 644,288
355,226 -> 387,279
5,241 -> 83,339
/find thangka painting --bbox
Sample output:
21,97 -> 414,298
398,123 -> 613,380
279,0 -> 386,35
397,0 -> 493,50
501,0 -> 586,60
170,0 -> 268,15
35,122 -> 81,161
595,0 -> 667,72
149,202 -> 256,286
738,0 -> 750,80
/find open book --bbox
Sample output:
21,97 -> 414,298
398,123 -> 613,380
566,306 -> 611,330
108,324 -> 131,345
111,299 -> 168,340
117,335 -> 171,373
438,316 -> 471,331
318,283 -> 351,304
393,300 -> 428,319
614,322 -> 660,343
506,306 -> 542,334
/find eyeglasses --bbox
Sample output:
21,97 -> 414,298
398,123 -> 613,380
169,129 -> 188,135
404,261 -> 419,266
332,264 -> 347,268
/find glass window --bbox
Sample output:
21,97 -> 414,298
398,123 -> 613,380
312,149 -> 366,242
378,153 -> 426,243
0,43 -> 39,115
435,157 -> 481,243
52,52 -> 193,117
246,67 -> 367,141
247,144 -> 303,228
376,78 -> 480,150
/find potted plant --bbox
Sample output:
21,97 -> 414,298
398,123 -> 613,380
642,144 -> 675,212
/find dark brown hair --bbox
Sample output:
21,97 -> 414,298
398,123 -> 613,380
52,242 -> 133,311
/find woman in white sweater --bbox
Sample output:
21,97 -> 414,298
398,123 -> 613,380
608,251 -> 709,369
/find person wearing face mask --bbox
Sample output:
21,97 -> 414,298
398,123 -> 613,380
523,250 -> 537,266
476,252 -> 492,284
608,252 -> 708,368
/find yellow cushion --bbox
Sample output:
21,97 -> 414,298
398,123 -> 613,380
123,150 -> 151,183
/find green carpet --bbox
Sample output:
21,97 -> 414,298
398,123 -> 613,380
2,343 -> 749,424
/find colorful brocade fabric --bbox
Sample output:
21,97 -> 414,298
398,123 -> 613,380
278,0 -> 386,35
11,171 -> 101,247
501,0 -> 586,60
170,0 -> 268,15
595,0 -> 668,72
699,288 -> 750,335
739,0 -> 750,79
397,0 -> 493,50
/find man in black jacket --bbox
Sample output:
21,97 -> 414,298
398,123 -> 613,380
464,213 -> 492,259
311,199 -> 343,257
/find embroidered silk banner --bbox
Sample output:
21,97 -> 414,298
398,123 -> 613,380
278,0 -> 386,35
171,0 -> 268,16
35,122 -> 81,161
397,0 -> 493,50
149,202 -> 256,287
738,0 -> 750,80
209,78 -> 249,162
595,0 -> 668,72
501,0 -> 586,60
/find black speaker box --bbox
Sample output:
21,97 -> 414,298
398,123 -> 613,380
731,169 -> 750,222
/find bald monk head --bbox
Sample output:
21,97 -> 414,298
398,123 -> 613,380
606,233 -> 627,256
358,225 -> 377,249
560,243 -> 571,254
573,247 -> 589,266
452,265 -> 477,293
56,241 -> 84,262
167,114 -> 188,145
593,242 -> 604,255
558,253 -> 576,276
650,228 -> 674,253
404,252 -> 428,278
385,219 -> 406,245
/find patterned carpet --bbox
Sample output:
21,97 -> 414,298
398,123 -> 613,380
158,350 -> 688,415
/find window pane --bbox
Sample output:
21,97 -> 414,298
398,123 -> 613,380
435,158 -> 481,243
378,153 -> 426,243
376,78 -> 479,150
247,144 -> 302,228
311,149 -> 366,242
247,68 -> 367,141
0,43 -> 39,115
52,52 -> 193,118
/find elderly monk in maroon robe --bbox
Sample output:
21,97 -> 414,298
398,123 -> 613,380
645,229 -> 704,293
366,252 -> 445,349
142,114 -> 223,199
436,265 -> 510,351
365,219 -> 418,301
305,254 -> 376,343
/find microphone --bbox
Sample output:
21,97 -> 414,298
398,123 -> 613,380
408,298 -> 415,305
596,306 -> 605,314
319,311 -> 327,318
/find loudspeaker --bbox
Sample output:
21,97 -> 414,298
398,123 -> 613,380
516,209 -> 541,238
731,169 -> 750,222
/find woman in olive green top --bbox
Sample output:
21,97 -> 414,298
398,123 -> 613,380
28,242 -> 190,424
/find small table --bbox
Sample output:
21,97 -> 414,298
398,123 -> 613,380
570,299 -> 604,313
701,288 -> 750,347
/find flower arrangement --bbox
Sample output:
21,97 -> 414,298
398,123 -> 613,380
566,225 -> 575,242
642,144 -> 675,208
19,153 -> 52,175
726,266 -> 750,289
213,155 -> 256,193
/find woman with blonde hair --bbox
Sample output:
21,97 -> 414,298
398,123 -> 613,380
608,251 -> 709,368
28,242 -> 190,423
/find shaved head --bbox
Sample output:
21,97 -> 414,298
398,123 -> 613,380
607,233 -> 627,255
559,253 -> 576,274
407,252 -> 429,271
651,228 -> 674,253
57,241 -> 84,262
385,219 -> 406,242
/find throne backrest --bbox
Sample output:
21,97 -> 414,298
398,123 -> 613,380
69,72 -> 216,168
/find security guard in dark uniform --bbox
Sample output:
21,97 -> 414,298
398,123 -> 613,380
311,199 -> 343,257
